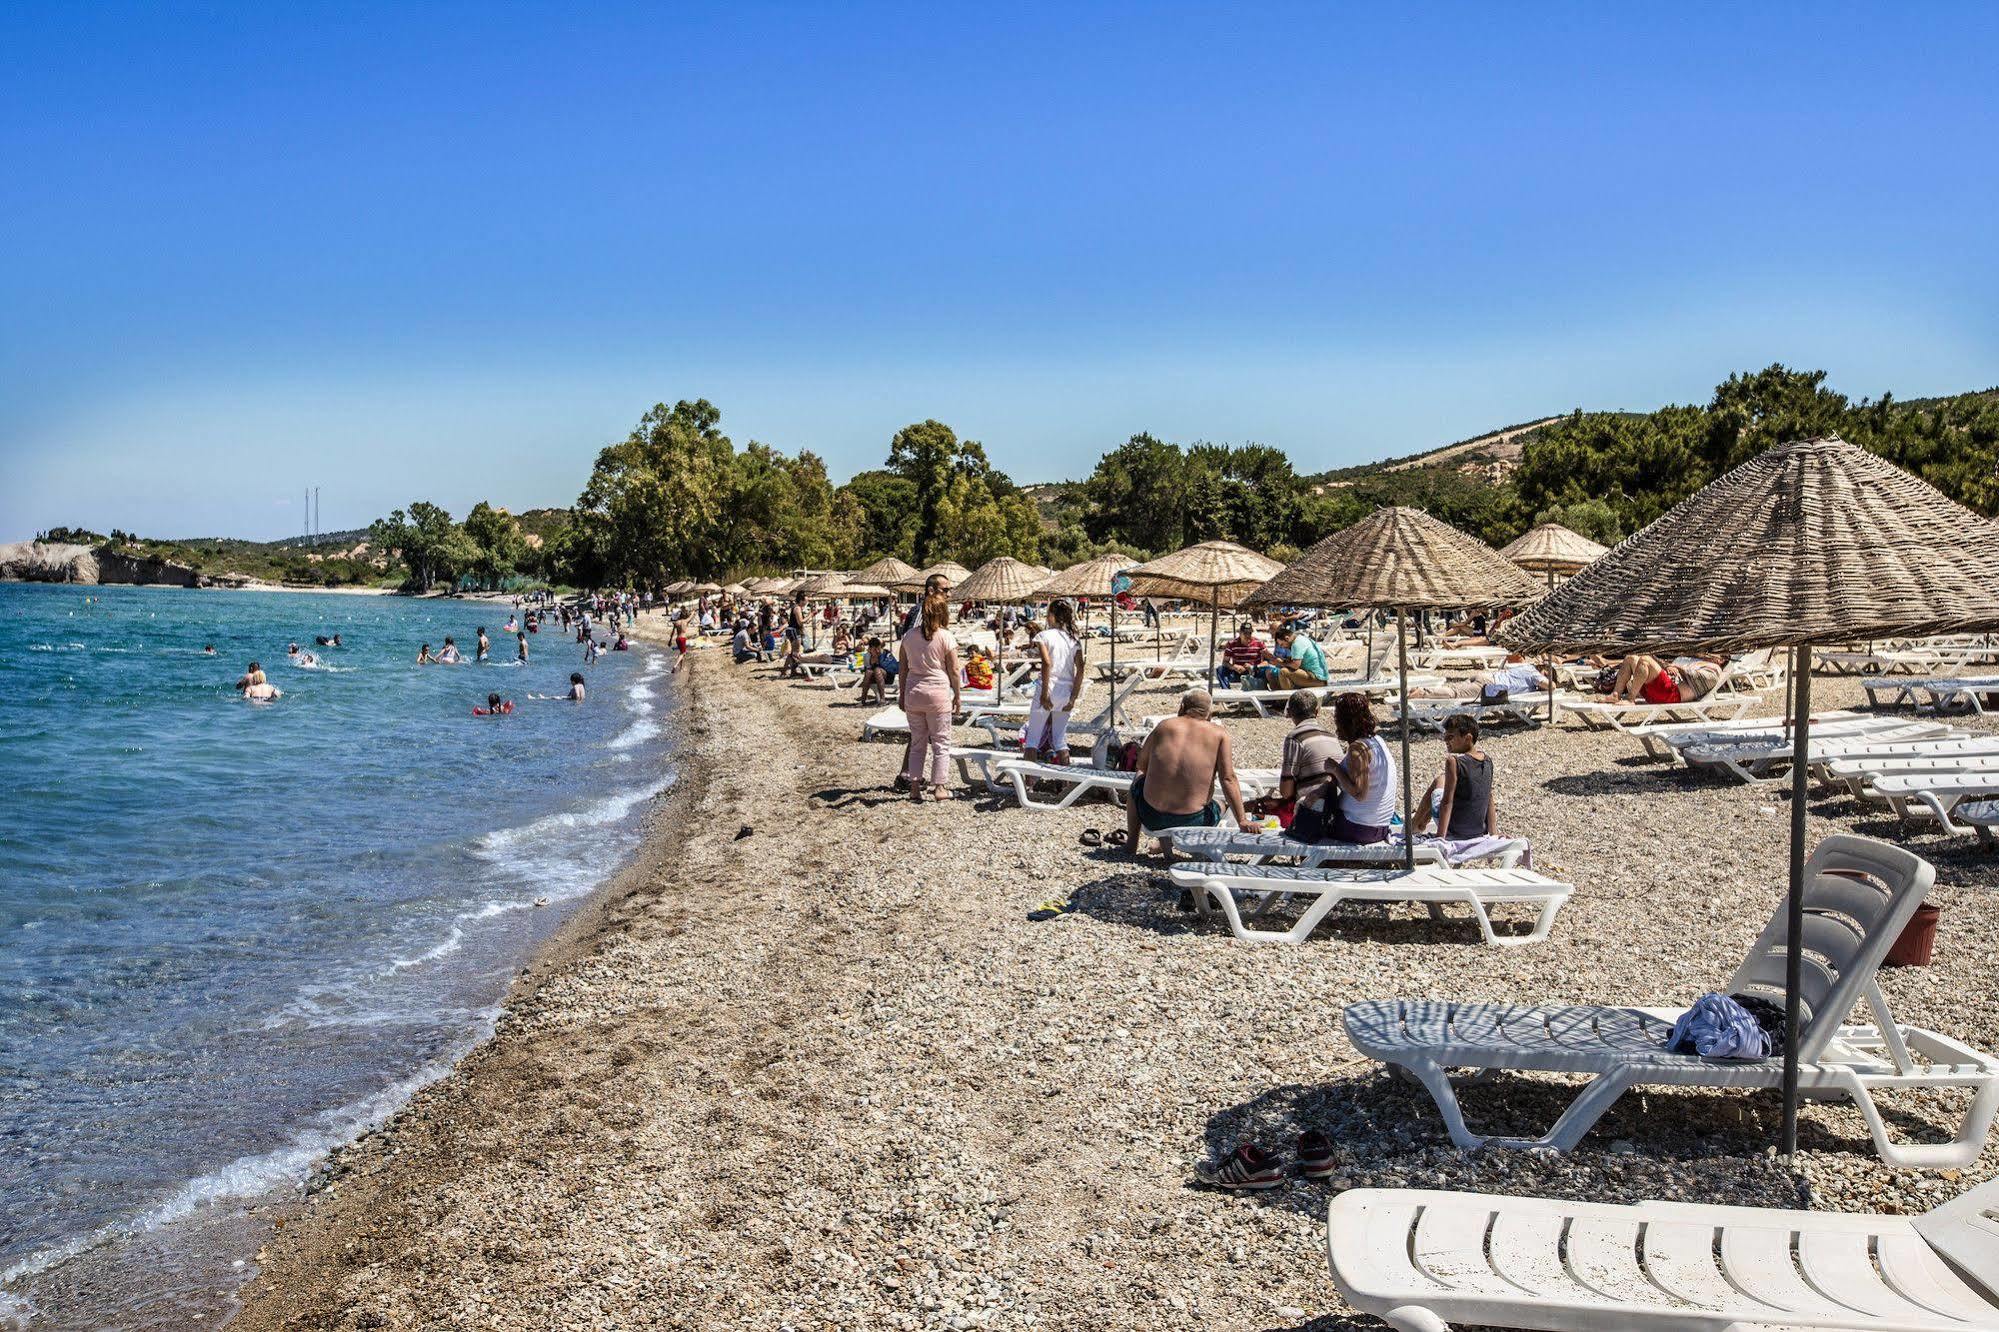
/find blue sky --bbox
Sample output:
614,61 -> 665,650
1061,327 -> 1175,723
3,3 -> 1995,541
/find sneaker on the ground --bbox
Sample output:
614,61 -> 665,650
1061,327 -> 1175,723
1297,1130 -> 1337,1179
1195,1143 -> 1283,1191
892,774 -> 911,792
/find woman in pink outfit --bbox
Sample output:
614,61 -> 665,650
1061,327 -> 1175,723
898,593 -> 962,801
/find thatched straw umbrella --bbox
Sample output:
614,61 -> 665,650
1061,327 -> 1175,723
1122,541 -> 1285,683
723,581 -> 749,596
1037,553 -> 1139,720
665,579 -> 693,597
956,556 -> 1050,691
857,556 -> 920,588
1500,523 -> 1609,581
1499,523 -> 1611,721
1245,506 -> 1544,868
692,581 -> 722,595
894,560 -> 973,595
1498,433 -> 1999,1156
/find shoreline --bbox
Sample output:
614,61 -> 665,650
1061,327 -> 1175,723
223,640 -> 1999,1329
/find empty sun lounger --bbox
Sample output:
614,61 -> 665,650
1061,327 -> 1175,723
1343,834 -> 1999,1167
1867,772 -> 1999,833
1325,1175 -> 1999,1332
1168,862 -> 1571,946
1681,720 -> 1965,784
1626,709 -> 1868,761
1210,675 -> 1443,718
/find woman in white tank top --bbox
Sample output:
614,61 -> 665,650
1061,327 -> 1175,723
1325,693 -> 1397,843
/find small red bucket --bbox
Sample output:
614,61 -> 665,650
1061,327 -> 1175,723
1884,902 -> 1941,968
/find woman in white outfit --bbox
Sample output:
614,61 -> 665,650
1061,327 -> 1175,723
1024,598 -> 1086,765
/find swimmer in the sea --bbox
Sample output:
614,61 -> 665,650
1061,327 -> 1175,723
474,691 -> 513,716
314,633 -> 342,648
235,661 -> 265,691
476,628 -> 490,662
287,643 -> 318,668
567,672 -> 585,701
235,661 -> 280,699
203,645 -> 217,655
416,643 -> 437,665
437,636 -> 462,664
517,632 -> 529,664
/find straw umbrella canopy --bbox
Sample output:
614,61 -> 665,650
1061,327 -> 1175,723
837,580 -> 890,600
723,581 -> 749,596
1245,505 -> 1545,868
796,571 -> 856,600
857,555 -> 919,588
665,579 -> 693,597
893,560 -> 973,594
1122,541 -> 1285,682
1498,434 -> 1999,1157
1500,523 -> 1610,581
956,556 -> 1051,689
692,581 -> 723,595
1037,552 -> 1139,718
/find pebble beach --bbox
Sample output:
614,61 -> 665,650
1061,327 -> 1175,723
231,626 -> 1999,1331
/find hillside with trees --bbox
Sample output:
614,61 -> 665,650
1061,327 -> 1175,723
27,365 -> 1996,592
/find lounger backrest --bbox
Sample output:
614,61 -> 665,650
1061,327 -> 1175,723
1723,833 -> 1934,1063
1915,1176 -> 1999,1302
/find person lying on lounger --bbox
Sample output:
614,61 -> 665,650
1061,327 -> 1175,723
1407,655 -> 1548,699
1125,690 -> 1250,859
1607,652 -> 1725,704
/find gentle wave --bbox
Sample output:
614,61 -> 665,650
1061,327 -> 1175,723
0,1029 -> 493,1291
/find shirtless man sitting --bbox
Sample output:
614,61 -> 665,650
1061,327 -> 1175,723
1125,690 -> 1250,860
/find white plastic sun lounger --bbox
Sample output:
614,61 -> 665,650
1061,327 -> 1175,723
1392,693 -> 1553,732
1407,644 -> 1511,672
971,675 -> 1143,747
1557,690 -> 1765,734
1325,1175 -> 1999,1332
1163,825 -> 1530,870
1958,799 -> 1999,849
1681,721 -> 1966,784
1344,834 -> 1999,1168
1626,709 -> 1868,761
992,760 -> 1281,812
1868,773 -> 1999,833
1168,862 -> 1571,946
1915,676 -> 1999,716
1210,675 -> 1444,718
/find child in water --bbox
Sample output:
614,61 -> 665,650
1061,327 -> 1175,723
416,643 -> 437,664
517,633 -> 529,664
474,692 -> 514,716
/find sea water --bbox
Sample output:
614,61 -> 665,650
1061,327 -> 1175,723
0,584 -> 677,1328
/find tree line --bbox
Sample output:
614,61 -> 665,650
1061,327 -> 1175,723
361,365 -> 1999,590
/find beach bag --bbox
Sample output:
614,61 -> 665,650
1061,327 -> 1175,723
1287,797 -> 1330,844
1110,740 -> 1142,772
1593,666 -> 1619,694
1479,684 -> 1510,705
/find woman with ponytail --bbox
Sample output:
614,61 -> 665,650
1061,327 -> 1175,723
897,591 -> 962,801
1025,597 -> 1087,765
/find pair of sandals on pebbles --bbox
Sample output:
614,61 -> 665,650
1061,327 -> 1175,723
1196,1133 -> 1338,1190
1077,828 -> 1127,849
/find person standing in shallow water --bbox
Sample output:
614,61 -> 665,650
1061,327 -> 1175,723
517,632 -> 529,664
476,627 -> 490,662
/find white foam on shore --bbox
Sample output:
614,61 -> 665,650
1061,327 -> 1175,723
0,1025 -> 493,1293
386,924 -> 466,972
470,773 -> 673,859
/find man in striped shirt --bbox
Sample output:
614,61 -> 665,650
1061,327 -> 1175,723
1216,622 -> 1273,688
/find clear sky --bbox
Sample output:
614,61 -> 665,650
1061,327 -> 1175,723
3,3 -> 1995,541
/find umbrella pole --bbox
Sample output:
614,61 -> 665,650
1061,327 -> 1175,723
1398,607 -> 1414,871
1109,597 -> 1119,727
1781,644 -> 1813,1157
1209,589 -> 1219,686
1545,570 -> 1557,725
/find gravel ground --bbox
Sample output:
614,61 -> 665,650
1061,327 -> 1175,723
232,632 -> 1999,1331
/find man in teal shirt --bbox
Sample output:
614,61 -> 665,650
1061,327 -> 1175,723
1273,625 -> 1328,689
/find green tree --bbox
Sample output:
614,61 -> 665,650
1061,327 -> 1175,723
461,501 -> 526,588
1080,433 -> 1190,555
574,399 -> 735,583
368,500 -> 475,591
836,469 -> 920,562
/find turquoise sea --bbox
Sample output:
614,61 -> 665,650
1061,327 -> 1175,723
0,584 -> 676,1329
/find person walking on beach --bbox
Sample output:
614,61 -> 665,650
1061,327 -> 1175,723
893,571 -> 954,790
897,592 -> 961,802
1023,597 -> 1085,766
